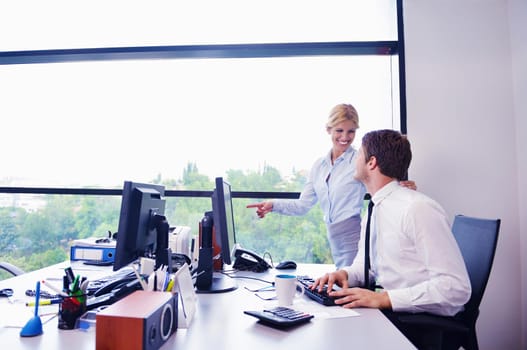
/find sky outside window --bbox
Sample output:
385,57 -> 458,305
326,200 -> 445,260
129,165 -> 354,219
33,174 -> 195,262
0,1 -> 397,50
1,55 -> 397,188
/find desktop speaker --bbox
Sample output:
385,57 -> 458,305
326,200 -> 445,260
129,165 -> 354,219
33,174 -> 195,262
96,290 -> 178,350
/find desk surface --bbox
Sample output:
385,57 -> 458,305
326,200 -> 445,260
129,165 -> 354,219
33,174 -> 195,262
0,261 -> 416,350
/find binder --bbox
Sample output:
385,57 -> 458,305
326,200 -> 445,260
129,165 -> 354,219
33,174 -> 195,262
70,238 -> 116,262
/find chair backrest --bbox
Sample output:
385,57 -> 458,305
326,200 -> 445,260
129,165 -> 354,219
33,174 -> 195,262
452,215 -> 500,323
0,261 -> 25,277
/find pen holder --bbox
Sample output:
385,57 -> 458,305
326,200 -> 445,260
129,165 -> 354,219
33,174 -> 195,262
58,296 -> 86,330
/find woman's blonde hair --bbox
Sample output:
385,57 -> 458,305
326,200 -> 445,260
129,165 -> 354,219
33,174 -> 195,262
326,104 -> 359,130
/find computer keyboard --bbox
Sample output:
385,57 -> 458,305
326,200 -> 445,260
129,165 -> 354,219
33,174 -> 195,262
297,275 -> 338,306
244,306 -> 314,328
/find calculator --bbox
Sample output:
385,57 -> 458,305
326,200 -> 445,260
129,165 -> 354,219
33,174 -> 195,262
244,306 -> 314,328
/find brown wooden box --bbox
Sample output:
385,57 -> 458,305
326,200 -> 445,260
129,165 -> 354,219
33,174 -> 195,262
96,290 -> 177,350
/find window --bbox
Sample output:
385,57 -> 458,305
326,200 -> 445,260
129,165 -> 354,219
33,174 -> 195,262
1,2 -> 401,189
1,55 -> 399,188
0,1 -> 405,273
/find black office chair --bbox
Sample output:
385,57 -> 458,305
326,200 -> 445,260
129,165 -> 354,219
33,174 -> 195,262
0,261 -> 25,276
396,214 -> 500,350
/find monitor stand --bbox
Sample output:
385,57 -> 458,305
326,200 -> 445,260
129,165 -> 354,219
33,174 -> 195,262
197,274 -> 237,294
195,247 -> 237,293
153,214 -> 171,269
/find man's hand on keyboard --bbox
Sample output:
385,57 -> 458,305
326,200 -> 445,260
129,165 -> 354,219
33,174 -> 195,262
328,287 -> 392,310
311,270 -> 349,294
311,270 -> 392,310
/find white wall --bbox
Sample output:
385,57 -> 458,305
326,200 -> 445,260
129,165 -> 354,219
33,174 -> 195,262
404,1 -> 525,349
509,0 -> 527,348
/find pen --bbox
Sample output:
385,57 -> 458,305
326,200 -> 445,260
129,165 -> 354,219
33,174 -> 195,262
131,263 -> 148,290
165,278 -> 174,292
162,269 -> 170,291
63,275 -> 70,293
26,298 -> 63,307
64,267 -> 75,284
71,274 -> 80,294
80,279 -> 89,294
42,280 -> 69,297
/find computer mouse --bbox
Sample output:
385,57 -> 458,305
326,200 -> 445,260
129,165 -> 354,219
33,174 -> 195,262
275,260 -> 297,270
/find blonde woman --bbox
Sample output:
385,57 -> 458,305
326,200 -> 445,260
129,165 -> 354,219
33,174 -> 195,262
247,104 -> 415,268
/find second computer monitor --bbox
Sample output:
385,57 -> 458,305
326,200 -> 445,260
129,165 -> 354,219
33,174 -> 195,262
211,177 -> 238,266
195,177 -> 238,293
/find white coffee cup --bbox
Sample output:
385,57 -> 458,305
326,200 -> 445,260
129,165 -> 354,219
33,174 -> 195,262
274,274 -> 304,306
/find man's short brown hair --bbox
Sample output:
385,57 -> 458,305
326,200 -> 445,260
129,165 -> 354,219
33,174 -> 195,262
361,129 -> 412,180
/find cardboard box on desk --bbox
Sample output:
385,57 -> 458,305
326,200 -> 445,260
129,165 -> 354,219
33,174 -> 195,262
96,291 -> 178,350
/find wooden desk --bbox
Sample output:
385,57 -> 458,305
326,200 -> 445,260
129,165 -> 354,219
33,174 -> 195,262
0,262 -> 416,350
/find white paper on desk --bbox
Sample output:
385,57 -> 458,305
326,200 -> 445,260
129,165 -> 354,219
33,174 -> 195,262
256,298 -> 360,320
0,303 -> 33,328
293,300 -> 360,320
315,306 -> 360,319
0,303 -> 58,328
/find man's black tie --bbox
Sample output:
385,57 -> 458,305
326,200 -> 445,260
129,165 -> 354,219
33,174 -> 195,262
364,196 -> 374,290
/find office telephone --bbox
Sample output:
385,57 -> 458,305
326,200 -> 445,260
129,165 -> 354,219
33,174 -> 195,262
233,248 -> 271,272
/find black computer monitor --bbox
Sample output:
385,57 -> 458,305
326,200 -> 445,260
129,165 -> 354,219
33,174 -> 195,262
211,177 -> 238,265
195,177 -> 238,293
113,181 -> 170,271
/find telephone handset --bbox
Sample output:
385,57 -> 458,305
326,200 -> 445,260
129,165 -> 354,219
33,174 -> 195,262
233,248 -> 271,273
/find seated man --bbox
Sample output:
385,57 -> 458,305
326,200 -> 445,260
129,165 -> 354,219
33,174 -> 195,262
312,129 -> 471,346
